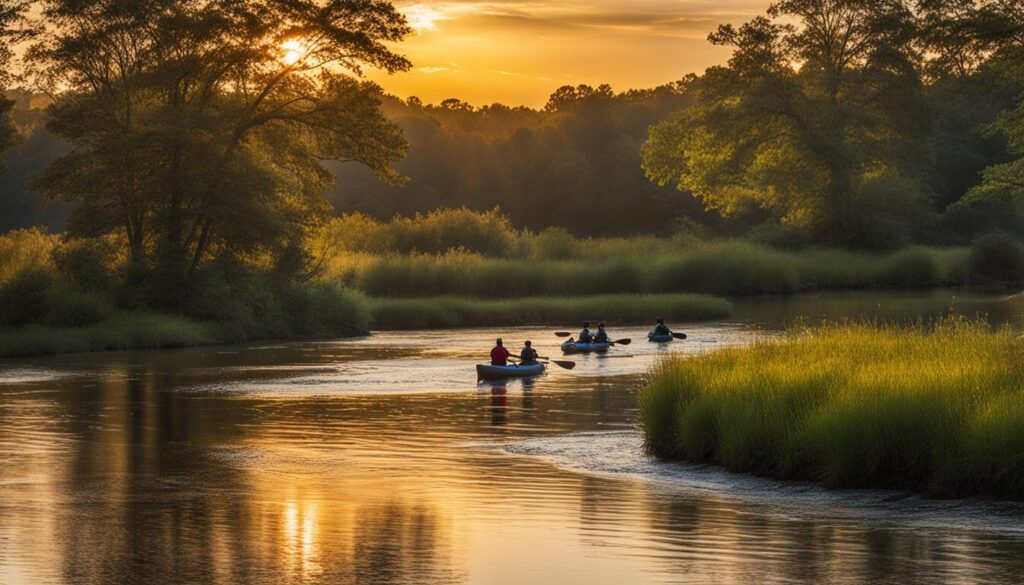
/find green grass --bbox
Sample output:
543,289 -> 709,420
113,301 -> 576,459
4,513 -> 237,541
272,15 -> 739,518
324,241 -> 969,298
367,293 -> 732,329
0,312 -> 221,357
639,318 -> 1024,499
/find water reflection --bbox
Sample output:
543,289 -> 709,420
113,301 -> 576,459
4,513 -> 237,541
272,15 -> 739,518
2,292 -> 1024,584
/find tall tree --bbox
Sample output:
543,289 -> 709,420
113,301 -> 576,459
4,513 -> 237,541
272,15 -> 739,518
0,1 -> 31,163
29,0 -> 411,303
643,0 -> 933,247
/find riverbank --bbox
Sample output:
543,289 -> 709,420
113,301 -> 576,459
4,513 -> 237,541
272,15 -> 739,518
0,292 -> 731,357
367,293 -> 731,330
639,319 -> 1024,499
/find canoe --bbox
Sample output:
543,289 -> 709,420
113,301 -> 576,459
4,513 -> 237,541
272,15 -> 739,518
648,332 -> 673,343
560,341 -> 610,354
476,362 -> 546,380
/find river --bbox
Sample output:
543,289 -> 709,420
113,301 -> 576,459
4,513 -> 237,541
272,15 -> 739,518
2,289 -> 1024,584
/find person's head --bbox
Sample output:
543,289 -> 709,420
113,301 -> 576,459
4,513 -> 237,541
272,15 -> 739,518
598,322 -> 605,330
582,322 -> 590,328
656,317 -> 664,324
496,338 -> 503,346
525,340 -> 532,347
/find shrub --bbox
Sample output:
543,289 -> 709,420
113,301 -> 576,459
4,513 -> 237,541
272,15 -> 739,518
529,227 -> 577,260
0,228 -> 57,285
0,269 -> 53,327
967,232 -> 1024,285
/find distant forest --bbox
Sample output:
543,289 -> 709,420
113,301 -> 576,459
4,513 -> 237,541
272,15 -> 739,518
2,1 -> 1024,248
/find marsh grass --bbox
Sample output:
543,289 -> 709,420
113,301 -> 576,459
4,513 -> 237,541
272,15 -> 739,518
0,312 -> 219,356
324,241 -> 968,298
367,293 -> 732,329
639,318 -> 1024,498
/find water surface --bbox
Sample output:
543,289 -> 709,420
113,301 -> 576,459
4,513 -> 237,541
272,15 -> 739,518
2,290 -> 1024,584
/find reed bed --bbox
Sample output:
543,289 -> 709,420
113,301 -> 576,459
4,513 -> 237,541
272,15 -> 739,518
323,241 -> 968,298
639,319 -> 1024,498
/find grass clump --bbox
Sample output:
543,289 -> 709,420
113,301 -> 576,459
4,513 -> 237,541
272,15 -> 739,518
368,293 -> 732,330
639,318 -> 1024,498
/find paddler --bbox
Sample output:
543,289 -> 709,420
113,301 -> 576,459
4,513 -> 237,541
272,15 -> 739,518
520,340 -> 539,365
491,338 -> 510,365
652,318 -> 671,336
578,322 -> 593,344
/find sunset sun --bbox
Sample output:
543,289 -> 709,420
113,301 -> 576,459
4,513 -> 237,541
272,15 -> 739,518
280,39 -> 306,65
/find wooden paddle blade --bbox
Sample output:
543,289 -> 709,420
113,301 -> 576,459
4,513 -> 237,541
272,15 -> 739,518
550,360 -> 576,370
554,332 -> 572,337
672,332 -> 688,340
614,338 -> 632,345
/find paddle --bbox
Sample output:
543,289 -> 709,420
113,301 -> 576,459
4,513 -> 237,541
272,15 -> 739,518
609,338 -> 631,346
554,332 -> 572,338
510,356 -> 576,370
672,332 -> 688,340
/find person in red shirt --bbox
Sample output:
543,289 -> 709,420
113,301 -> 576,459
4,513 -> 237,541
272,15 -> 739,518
490,338 -> 510,365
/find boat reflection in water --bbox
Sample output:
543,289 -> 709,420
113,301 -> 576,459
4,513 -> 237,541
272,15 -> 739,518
1,317 -> 1024,584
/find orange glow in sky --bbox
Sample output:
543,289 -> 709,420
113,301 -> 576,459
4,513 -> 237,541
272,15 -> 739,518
366,1 -> 771,107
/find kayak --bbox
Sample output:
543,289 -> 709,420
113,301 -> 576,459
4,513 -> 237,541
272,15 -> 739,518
648,332 -> 673,343
476,362 -> 546,380
561,341 -> 610,354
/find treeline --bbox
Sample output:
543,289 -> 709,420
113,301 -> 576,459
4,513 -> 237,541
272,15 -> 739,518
4,2 -> 1024,247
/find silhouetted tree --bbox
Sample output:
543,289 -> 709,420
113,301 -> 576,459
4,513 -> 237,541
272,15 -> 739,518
29,0 -> 411,305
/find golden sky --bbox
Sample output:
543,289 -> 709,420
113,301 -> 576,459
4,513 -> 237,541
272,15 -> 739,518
366,0 -> 770,107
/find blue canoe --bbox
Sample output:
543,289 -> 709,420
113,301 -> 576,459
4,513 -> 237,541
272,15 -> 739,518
560,341 -> 611,354
648,332 -> 673,343
476,362 -> 546,380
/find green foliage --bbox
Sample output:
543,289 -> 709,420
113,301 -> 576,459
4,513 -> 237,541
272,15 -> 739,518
325,208 -> 522,257
0,312 -> 218,357
30,0 -> 413,306
323,240 -> 966,298
642,1 -> 935,246
0,268 -> 112,328
967,231 -> 1024,284
327,83 -> 703,236
0,269 -> 52,327
0,227 -> 57,285
649,242 -> 802,295
368,294 -> 731,330
640,319 -> 1024,497
747,222 -> 810,250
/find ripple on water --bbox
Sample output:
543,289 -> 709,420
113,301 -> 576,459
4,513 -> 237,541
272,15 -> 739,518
503,430 -> 1024,535
0,369 -> 72,385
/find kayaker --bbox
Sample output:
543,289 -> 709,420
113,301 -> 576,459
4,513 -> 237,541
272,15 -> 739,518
593,323 -> 609,343
578,322 -> 593,344
520,340 -> 539,365
653,318 -> 671,336
491,338 -> 510,365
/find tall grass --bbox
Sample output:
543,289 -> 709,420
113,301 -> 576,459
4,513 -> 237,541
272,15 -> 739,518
367,293 -> 732,330
639,319 -> 1024,498
0,312 -> 219,357
323,241 -> 969,298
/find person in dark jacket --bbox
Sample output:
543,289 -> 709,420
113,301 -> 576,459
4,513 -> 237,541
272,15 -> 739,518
520,340 -> 539,365
653,318 -> 671,336
593,323 -> 609,343
578,322 -> 593,343
491,338 -> 510,365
